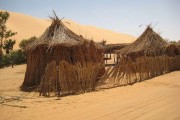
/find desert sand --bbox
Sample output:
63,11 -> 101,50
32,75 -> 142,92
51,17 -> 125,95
5,10 -> 136,50
0,64 -> 180,120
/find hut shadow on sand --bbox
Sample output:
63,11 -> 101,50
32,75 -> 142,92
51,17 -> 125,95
21,13 -> 105,96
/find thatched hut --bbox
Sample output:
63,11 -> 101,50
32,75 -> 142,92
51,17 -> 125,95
22,15 -> 105,96
103,26 -> 180,86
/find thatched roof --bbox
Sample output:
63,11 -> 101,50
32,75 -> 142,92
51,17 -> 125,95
27,13 -> 91,50
105,43 -> 129,53
117,26 -> 168,57
165,43 -> 180,56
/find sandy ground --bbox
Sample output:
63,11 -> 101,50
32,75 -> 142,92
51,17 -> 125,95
1,10 -> 136,50
0,64 -> 180,120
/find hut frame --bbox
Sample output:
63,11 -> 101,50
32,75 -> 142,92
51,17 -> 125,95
22,13 -> 105,96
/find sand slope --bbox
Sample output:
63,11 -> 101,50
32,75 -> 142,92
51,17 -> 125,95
0,64 -> 180,120
6,11 -> 50,50
3,10 -> 136,49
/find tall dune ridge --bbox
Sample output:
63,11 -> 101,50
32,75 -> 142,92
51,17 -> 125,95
3,10 -> 136,50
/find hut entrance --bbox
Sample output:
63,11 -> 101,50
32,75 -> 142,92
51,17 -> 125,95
104,44 -> 129,66
104,53 -> 118,66
39,60 -> 60,96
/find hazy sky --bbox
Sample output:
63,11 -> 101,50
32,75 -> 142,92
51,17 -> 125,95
0,0 -> 180,41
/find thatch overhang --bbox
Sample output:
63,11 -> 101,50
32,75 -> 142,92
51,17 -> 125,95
164,43 -> 180,57
105,43 -> 129,53
175,42 -> 180,49
26,14 -> 103,52
117,26 -> 168,58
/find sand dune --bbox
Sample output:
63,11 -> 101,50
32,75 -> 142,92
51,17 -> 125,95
3,10 -> 136,50
6,11 -> 49,50
0,64 -> 180,120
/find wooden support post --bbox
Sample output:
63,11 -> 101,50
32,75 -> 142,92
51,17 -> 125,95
56,61 -> 61,96
114,53 -> 115,62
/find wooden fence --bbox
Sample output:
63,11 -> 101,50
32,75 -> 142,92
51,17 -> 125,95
38,55 -> 180,96
98,55 -> 180,88
39,60 -> 104,96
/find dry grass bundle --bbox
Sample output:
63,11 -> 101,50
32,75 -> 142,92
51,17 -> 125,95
39,60 -> 103,96
105,43 -> 129,53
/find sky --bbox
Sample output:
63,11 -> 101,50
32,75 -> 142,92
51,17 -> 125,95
0,0 -> 180,41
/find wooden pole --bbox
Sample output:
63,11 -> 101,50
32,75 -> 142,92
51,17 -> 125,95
56,61 -> 61,96
114,53 -> 115,62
